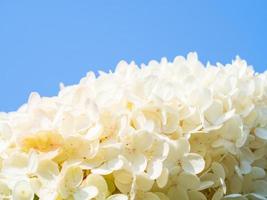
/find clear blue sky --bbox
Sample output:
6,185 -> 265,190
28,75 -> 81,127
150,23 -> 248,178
0,1 -> 266,111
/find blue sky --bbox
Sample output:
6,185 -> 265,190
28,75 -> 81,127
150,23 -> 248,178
0,1 -> 266,111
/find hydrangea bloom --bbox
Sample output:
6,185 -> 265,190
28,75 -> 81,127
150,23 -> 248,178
0,52 -> 267,200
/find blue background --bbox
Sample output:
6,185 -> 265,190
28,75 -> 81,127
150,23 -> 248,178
0,1 -> 266,111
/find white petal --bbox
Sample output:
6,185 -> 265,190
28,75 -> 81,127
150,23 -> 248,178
84,174 -> 109,198
168,186 -> 189,200
188,191 -> 207,200
146,159 -> 163,179
13,181 -> 34,200
173,138 -> 190,158
133,130 -> 153,151
189,88 -> 212,111
161,107 -> 180,134
246,193 -> 266,200
92,158 -> 123,175
155,192 -> 169,200
198,181 -> 214,190
252,180 -> 267,196
200,172 -> 219,184
250,167 -> 266,179
211,188 -> 224,200
37,160 -> 59,180
136,174 -> 154,192
211,162 -> 225,180
85,123 -> 103,141
0,180 -> 11,197
205,100 -> 223,124
182,153 -> 205,174
106,194 -> 128,200
143,192 -> 160,200
149,141 -> 169,161
4,152 -> 29,170
223,194 -> 247,200
214,109 -> 235,125
73,186 -> 98,200
239,160 -> 252,174
63,166 -> 83,189
114,170 -> 132,185
255,127 -> 267,140
114,179 -> 131,194
156,168 -> 169,188
125,152 -> 147,174
177,172 -> 200,190
229,175 -> 242,194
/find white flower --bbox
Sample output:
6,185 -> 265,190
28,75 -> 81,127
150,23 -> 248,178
0,53 -> 267,199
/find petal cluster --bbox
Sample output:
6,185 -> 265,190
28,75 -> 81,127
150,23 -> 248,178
0,53 -> 267,200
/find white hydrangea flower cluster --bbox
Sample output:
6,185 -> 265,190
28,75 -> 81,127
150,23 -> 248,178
1,52 -> 267,200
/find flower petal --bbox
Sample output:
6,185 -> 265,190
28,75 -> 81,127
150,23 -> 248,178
12,181 -> 34,200
73,186 -> 98,200
146,159 -> 163,179
255,127 -> 267,140
84,174 -> 109,198
92,158 -> 123,175
252,180 -> 267,196
156,168 -> 169,188
176,172 -> 200,190
182,153 -> 205,174
106,194 -> 129,200
188,191 -> 207,200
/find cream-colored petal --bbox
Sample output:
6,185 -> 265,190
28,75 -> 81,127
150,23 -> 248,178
204,100 -> 223,124
156,168 -> 169,188
136,174 -> 154,192
161,107 -> 180,134
37,160 -> 59,180
13,181 -> 34,200
211,162 -> 225,180
132,130 -> 154,151
168,186 -> 189,200
182,153 -> 205,174
188,191 -> 207,200
250,167 -> 265,179
155,192 -> 169,200
63,166 -> 83,189
113,170 -> 132,185
114,179 -> 131,194
252,180 -> 267,196
255,127 -> 267,140
85,123 -> 103,141
198,181 -> 214,190
223,194 -> 247,200
143,192 -> 161,200
106,194 -> 128,200
73,186 -> 98,200
84,174 -> 109,198
176,172 -> 200,190
124,152 -> 147,174
92,158 -> 123,175
211,188 -> 224,200
0,180 -> 11,197
146,159 -> 163,179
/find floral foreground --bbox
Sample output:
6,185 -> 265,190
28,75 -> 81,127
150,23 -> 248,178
1,53 -> 267,200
